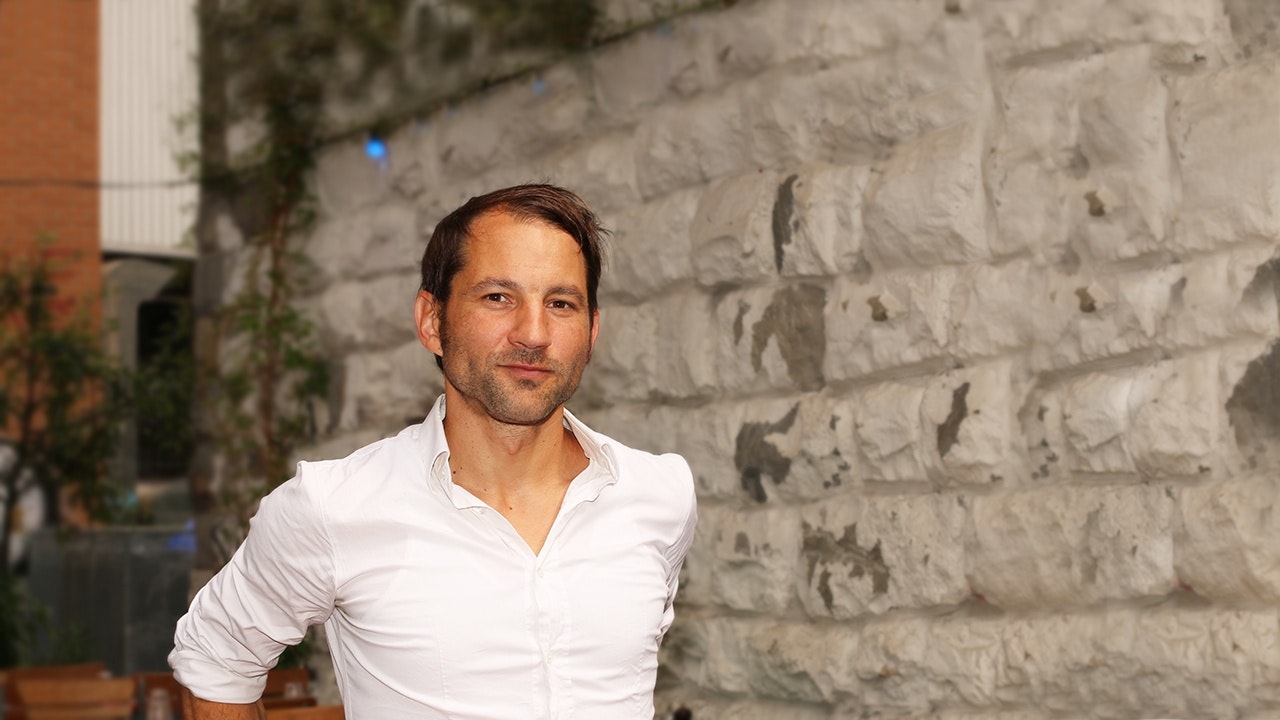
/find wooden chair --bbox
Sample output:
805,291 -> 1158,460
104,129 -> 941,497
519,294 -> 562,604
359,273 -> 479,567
262,696 -> 318,711
134,671 -> 183,718
260,667 -> 315,710
13,676 -> 136,720
4,664 -> 110,720
264,706 -> 344,720
262,667 -> 311,698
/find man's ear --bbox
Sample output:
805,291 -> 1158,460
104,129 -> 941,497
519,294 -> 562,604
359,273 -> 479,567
589,308 -> 601,352
415,290 -> 444,355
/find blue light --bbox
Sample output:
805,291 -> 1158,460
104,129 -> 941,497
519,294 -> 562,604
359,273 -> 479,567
365,137 -> 387,160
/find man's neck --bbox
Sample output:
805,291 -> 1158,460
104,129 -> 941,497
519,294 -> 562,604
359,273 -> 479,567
439,389 -> 584,498
440,388 -> 589,554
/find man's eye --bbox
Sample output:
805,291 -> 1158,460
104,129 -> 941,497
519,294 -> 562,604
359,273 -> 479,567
549,300 -> 574,310
484,293 -> 506,303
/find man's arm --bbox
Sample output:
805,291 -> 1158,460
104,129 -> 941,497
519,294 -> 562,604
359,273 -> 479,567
180,686 -> 267,720
171,467 -> 337,705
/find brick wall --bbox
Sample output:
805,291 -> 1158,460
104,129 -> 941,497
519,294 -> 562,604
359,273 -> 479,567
0,0 -> 100,308
209,0 -> 1280,716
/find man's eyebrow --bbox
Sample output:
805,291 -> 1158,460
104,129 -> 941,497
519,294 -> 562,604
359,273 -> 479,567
545,285 -> 587,303
465,278 -> 586,302
466,277 -> 520,294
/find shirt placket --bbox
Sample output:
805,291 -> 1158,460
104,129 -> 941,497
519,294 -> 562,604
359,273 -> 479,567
437,453 -> 611,720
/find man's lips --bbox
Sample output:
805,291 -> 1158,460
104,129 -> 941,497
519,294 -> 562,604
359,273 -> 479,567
501,363 -> 552,380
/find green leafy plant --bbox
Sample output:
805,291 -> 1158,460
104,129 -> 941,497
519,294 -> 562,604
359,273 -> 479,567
0,246 -> 132,565
0,573 -> 90,667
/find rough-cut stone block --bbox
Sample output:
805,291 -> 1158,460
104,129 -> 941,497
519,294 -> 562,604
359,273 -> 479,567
701,1 -> 789,82
792,0 -> 939,65
1165,248 -> 1280,349
778,164 -> 871,278
1075,75 -> 1173,262
1037,355 -> 1222,477
951,259 -> 1052,360
692,617 -> 753,694
704,504 -> 801,613
710,284 -> 829,395
1002,611 -> 1139,714
921,362 -> 1023,486
654,403 -> 747,502
967,484 -> 1176,609
987,146 -> 1071,262
1059,371 -> 1136,474
988,47 -> 1152,258
690,171 -> 782,285
590,27 -> 704,122
1000,606 -> 1280,718
978,0 -> 1230,63
918,618 -> 1005,707
1128,353 -> 1222,476
730,395 -> 854,504
593,0 -> 785,119
1035,265 -> 1180,371
635,89 -> 748,198
1020,387 -> 1068,484
1176,474 -> 1280,603
799,494 -> 968,618
1173,56 -> 1280,252
738,69 -> 830,171
1224,338 -> 1280,475
599,187 -> 698,303
337,342 -> 441,432
849,616 -> 936,713
593,0 -> 708,43
577,302 -> 658,404
824,269 -> 956,382
652,289 -> 719,399
433,65 -> 590,180
543,132 -> 640,214
314,273 -> 418,354
307,203 -> 419,286
740,621 -> 857,704
864,121 -> 989,268
313,138 -> 397,216
855,381 -> 928,483
800,20 -> 988,164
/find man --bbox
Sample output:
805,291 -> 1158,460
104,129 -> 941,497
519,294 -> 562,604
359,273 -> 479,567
170,184 -> 698,719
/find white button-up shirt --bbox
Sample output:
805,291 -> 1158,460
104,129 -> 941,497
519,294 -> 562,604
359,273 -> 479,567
170,396 -> 698,719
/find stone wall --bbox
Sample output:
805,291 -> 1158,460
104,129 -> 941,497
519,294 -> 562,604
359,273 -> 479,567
209,0 -> 1280,717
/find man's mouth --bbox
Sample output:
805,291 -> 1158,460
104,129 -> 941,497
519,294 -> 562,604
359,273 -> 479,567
502,363 -> 552,380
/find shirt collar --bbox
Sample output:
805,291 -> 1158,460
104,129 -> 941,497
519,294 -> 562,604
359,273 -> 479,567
414,395 -> 620,506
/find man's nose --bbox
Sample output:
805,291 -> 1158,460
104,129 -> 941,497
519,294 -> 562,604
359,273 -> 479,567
510,304 -> 551,348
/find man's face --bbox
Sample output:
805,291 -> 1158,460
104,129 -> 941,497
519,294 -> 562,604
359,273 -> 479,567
415,211 -> 599,427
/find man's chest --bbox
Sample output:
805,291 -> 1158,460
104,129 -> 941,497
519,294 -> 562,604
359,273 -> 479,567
327,499 -> 673,706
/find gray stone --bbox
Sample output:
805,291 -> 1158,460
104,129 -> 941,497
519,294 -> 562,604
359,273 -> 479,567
1172,56 -> 1280,253
968,484 -> 1176,609
599,187 -> 698,303
864,122 -> 989,269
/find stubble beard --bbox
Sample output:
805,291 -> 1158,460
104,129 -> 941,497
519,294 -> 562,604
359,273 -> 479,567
438,320 -> 592,427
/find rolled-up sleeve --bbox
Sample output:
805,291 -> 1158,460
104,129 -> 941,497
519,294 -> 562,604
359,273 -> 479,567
169,463 -> 336,703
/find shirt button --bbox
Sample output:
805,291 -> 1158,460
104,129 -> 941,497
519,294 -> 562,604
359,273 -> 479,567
546,652 -> 555,664
536,567 -> 545,578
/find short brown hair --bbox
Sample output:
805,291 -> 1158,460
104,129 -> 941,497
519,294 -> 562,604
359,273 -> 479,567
419,184 -> 608,314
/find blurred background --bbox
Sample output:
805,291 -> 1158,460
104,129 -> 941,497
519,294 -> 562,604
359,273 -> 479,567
3,1 -> 1280,718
